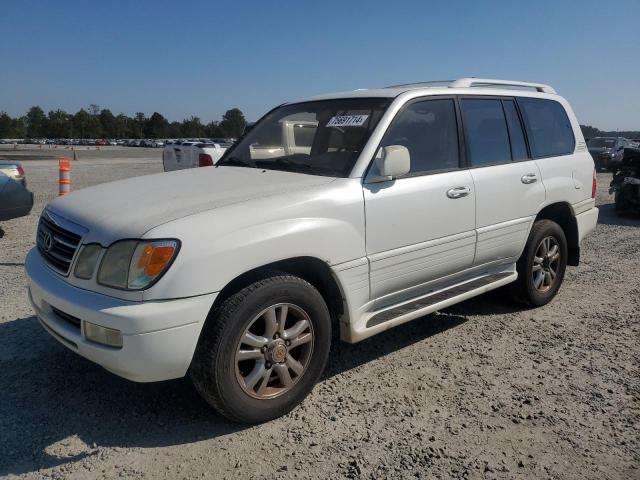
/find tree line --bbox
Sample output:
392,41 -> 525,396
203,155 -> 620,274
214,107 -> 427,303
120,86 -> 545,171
0,105 -> 248,139
1,105 -> 637,141
580,125 -> 639,140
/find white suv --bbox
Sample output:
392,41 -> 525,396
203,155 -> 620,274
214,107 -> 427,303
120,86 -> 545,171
26,78 -> 598,423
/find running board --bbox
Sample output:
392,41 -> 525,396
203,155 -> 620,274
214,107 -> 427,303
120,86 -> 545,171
366,272 -> 514,328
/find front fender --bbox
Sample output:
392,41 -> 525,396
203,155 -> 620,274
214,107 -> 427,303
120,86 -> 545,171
142,179 -> 366,300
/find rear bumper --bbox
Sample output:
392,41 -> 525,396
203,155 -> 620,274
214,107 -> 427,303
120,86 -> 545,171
25,248 -> 217,382
575,207 -> 599,245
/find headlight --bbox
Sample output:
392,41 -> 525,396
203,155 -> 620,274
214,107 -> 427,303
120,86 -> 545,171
97,239 -> 179,290
74,244 -> 102,279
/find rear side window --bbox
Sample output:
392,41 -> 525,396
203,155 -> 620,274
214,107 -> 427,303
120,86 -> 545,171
381,98 -> 459,175
517,98 -> 575,158
461,99 -> 511,166
502,100 -> 528,161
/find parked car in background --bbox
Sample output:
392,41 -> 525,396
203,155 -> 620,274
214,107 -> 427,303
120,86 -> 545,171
610,146 -> 640,213
163,141 -> 227,171
588,137 -> 628,171
0,172 -> 33,221
0,160 -> 27,186
210,138 -> 235,147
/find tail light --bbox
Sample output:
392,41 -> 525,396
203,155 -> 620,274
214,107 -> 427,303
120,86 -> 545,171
199,153 -> 214,167
16,165 -> 25,177
592,168 -> 597,199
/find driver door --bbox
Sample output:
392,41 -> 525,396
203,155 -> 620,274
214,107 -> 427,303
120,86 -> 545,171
364,98 -> 476,303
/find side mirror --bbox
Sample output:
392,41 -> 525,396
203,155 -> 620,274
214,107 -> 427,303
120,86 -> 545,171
367,145 -> 410,183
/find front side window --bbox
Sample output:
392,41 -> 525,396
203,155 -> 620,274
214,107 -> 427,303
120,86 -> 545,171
517,98 -> 575,158
379,98 -> 460,175
461,99 -> 511,166
218,98 -> 390,177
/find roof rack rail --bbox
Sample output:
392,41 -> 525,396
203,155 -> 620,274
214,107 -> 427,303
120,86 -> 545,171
384,80 -> 454,88
449,78 -> 556,94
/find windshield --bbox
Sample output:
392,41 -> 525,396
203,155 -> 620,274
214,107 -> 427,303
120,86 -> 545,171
217,98 -> 391,177
588,138 -> 616,148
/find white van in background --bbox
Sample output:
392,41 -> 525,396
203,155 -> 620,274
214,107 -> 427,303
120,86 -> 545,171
162,141 -> 229,171
250,120 -> 317,159
163,121 -> 318,171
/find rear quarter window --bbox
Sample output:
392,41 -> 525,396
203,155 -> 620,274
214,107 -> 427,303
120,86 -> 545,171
517,98 -> 575,158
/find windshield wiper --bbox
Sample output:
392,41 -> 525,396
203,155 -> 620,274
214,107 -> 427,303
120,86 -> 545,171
217,156 -> 255,168
255,158 -> 313,172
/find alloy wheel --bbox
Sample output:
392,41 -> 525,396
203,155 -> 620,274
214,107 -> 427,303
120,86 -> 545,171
234,303 -> 314,399
532,236 -> 561,293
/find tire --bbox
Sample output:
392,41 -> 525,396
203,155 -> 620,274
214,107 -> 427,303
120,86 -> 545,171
614,190 -> 630,212
511,219 -> 568,307
190,272 -> 331,423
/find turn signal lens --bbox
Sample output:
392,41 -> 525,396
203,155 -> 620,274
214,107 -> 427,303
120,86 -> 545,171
592,168 -> 597,199
128,240 -> 179,289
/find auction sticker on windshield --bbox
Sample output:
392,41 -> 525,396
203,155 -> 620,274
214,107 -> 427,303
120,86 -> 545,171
327,115 -> 369,127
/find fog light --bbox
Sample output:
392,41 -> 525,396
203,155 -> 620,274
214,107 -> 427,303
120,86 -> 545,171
82,321 -> 123,348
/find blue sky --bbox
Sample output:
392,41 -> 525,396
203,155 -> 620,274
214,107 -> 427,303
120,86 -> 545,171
1,0 -> 639,130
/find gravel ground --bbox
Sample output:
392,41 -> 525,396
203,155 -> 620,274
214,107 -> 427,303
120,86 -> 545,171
0,147 -> 638,479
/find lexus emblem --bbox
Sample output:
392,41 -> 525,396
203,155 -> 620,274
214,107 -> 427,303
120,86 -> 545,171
42,230 -> 54,252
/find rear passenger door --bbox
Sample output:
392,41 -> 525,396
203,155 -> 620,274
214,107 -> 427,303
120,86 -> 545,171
460,97 -> 546,266
516,98 -> 583,206
364,98 -> 476,302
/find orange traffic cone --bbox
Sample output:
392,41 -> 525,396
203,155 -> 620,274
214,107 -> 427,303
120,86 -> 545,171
59,158 -> 71,196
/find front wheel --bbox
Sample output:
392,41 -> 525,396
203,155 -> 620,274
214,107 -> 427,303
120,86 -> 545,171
190,273 -> 331,423
511,219 -> 568,307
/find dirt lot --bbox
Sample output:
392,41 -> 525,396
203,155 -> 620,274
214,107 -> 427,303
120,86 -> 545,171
0,146 -> 638,479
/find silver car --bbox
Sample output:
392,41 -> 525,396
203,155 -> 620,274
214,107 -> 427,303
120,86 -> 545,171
0,160 -> 26,186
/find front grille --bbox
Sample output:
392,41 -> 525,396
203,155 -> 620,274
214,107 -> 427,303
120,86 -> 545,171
51,307 -> 81,330
36,211 -> 83,274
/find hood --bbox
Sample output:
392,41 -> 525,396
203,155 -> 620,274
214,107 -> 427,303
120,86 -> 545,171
48,166 -> 335,244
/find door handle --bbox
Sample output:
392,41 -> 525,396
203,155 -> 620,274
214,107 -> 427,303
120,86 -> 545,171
446,186 -> 471,199
521,173 -> 538,184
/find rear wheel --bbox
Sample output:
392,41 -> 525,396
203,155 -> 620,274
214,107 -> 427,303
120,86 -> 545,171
511,219 -> 567,307
190,273 -> 331,423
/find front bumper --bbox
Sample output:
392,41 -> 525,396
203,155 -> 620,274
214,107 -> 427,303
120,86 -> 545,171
25,248 -> 217,382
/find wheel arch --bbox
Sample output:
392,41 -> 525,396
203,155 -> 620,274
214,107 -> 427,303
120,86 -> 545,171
535,202 -> 579,266
209,256 -> 347,333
